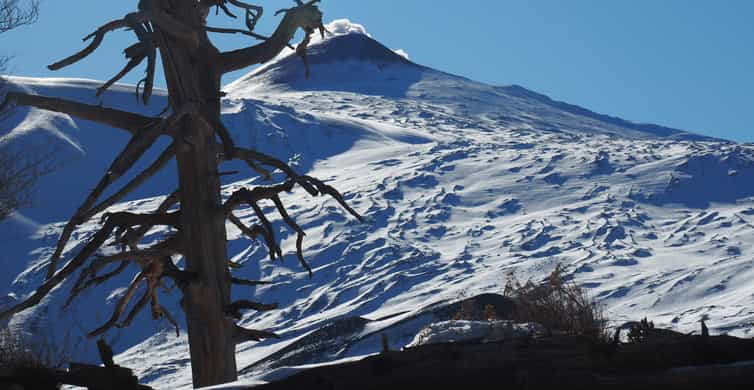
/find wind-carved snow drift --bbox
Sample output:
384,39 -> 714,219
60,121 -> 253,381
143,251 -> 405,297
1,20 -> 753,389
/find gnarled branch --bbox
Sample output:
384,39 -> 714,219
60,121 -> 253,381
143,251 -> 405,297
124,13 -> 157,104
225,300 -> 277,319
0,211 -> 179,322
271,195 -> 311,277
48,15 -> 141,70
233,325 -> 279,344
227,211 -> 279,262
97,42 -> 148,97
121,191 -> 180,249
231,277 -> 273,286
151,295 -> 180,336
0,92 -> 158,135
143,7 -> 199,49
232,147 -> 315,194
46,107 -> 190,278
65,235 -> 182,309
88,143 -> 177,221
205,26 -> 274,43
47,129 -> 172,278
87,271 -> 146,338
223,147 -> 362,274
303,175 -> 363,222
218,1 -> 324,74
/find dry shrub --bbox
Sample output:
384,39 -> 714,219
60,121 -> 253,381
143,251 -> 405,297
483,304 -> 497,322
452,300 -> 481,321
626,317 -> 655,343
0,140 -> 59,221
503,265 -> 608,341
0,327 -> 68,372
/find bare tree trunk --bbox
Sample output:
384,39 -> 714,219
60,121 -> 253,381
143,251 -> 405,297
153,3 -> 235,385
176,118 -> 236,385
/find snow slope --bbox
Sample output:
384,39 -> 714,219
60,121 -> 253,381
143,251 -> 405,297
2,20 -> 754,389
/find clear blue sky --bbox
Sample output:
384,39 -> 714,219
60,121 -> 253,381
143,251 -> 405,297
1,0 -> 752,142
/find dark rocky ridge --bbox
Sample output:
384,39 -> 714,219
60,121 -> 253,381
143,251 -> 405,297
255,333 -> 754,389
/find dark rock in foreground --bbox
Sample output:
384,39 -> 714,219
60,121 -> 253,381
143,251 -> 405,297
254,333 -> 754,389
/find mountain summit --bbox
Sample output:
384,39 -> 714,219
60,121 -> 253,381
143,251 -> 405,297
229,19 -> 716,142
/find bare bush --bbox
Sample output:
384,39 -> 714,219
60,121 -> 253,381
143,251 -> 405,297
503,265 -> 609,341
1,0 -> 39,95
452,299 -> 481,321
0,141 -> 56,220
0,327 -> 68,372
0,1 -> 44,221
0,0 -> 37,33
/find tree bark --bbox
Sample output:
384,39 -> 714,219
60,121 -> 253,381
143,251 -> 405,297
152,2 -> 235,386
175,115 -> 237,386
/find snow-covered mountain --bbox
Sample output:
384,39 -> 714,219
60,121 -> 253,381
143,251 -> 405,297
2,20 -> 754,389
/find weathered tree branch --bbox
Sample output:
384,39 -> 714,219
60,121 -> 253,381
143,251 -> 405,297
218,1 -> 324,73
48,15 -> 140,70
47,132 -> 173,278
227,259 -> 244,269
228,212 -> 263,240
118,277 -> 157,329
65,237 -> 182,309
205,26 -> 271,43
143,7 -> 199,49
97,43 -> 148,97
88,271 -> 147,337
303,175 -> 363,222
151,295 -> 180,336
227,0 -> 264,32
225,300 -> 277,319
224,181 -> 294,211
233,325 -> 279,344
0,92 -> 158,135
0,211 -> 179,322
124,13 -> 157,104
46,106 -> 192,279
223,150 -> 361,274
232,147 -> 315,194
227,211 -> 279,262
118,259 -> 164,330
251,203 -> 283,261
88,143 -> 177,221
121,191 -> 180,249
64,260 -> 129,308
231,277 -> 272,286
271,195 -> 311,277
91,250 -> 183,338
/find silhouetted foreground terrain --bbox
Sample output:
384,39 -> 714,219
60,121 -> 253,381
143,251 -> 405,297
256,333 -> 754,389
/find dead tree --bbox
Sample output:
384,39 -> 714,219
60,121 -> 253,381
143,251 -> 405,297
0,0 -> 361,387
0,0 -> 37,33
0,0 -> 44,220
1,0 -> 38,80
0,141 -> 56,220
